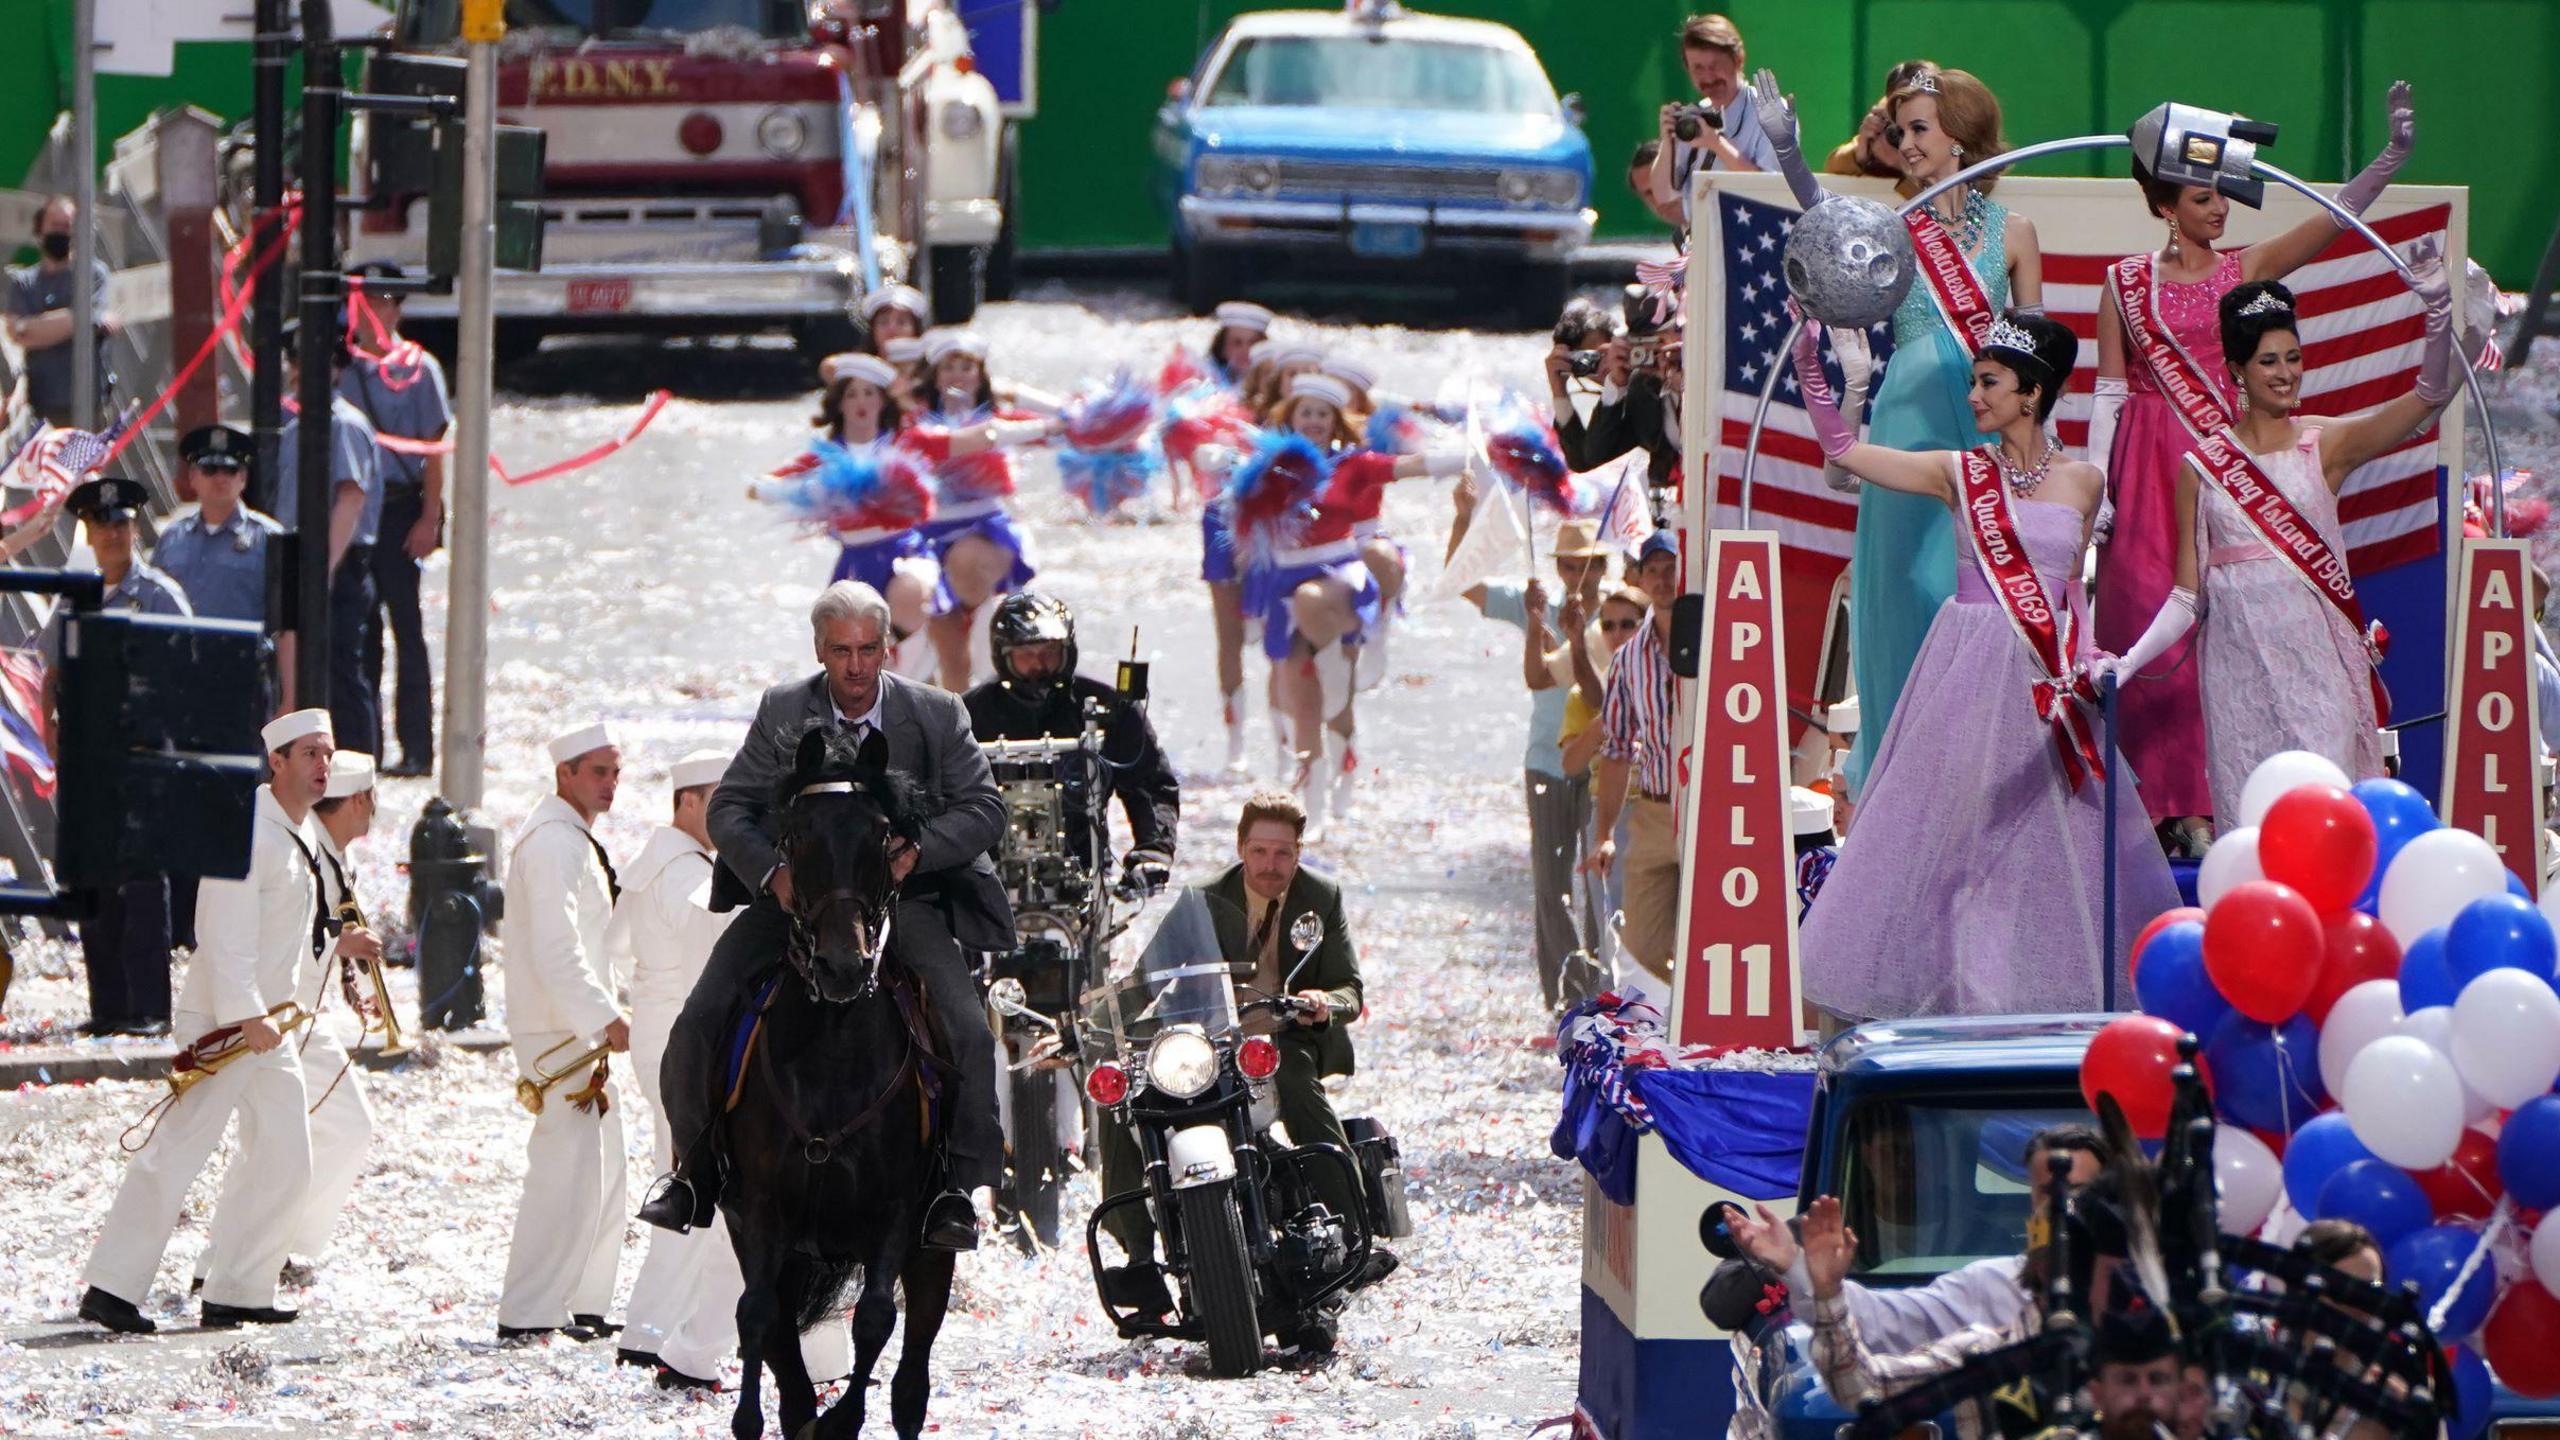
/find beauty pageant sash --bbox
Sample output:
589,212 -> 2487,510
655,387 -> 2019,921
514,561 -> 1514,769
1956,448 -> 2105,790
1906,208 -> 1998,356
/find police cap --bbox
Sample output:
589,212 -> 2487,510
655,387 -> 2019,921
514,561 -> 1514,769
179,424 -> 253,472
65,476 -> 149,524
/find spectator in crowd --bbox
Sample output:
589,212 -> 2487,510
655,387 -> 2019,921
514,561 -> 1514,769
4,195 -> 115,427
1824,60 -> 1939,184
342,263 -> 452,778
1647,14 -> 1775,223
1585,530 -> 1683,984
1626,140 -> 1683,231
43,478 -> 191,1036
1562,582 -> 1651,975
273,322 -> 384,758
1450,477 -> 1611,1011
1791,785 -> 1838,920
1546,304 -> 1682,489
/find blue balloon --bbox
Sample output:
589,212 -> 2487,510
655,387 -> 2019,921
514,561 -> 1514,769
2134,922 -> 2229,1040
2509,870 -> 2533,901
2205,1011 -> 2327,1133
2285,1112 -> 2380,1213
2313,1159 -> 2434,1248
2446,892 -> 2559,992
2354,778 -> 2439,911
2400,927 -> 2457,1011
2500,1095 -> 2560,1210
2447,1345 -> 2493,1440
2387,1223 -> 2498,1340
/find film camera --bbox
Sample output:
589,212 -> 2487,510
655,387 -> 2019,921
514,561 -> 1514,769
1671,103 -> 1724,143
1563,285 -> 1682,381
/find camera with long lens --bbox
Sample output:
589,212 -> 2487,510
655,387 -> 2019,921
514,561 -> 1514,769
1671,103 -> 1724,143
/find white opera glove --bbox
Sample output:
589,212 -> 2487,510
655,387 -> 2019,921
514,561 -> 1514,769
2087,586 -> 2198,685
2086,377 -> 2129,543
986,417 -> 1059,448
1421,444 -> 1470,478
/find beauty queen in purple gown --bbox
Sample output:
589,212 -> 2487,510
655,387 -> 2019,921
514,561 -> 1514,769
1786,315 -> 2179,1024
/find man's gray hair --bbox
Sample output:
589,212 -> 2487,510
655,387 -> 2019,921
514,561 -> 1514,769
810,579 -> 892,642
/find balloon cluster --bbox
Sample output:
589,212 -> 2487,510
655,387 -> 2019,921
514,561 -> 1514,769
2081,750 -> 2560,1403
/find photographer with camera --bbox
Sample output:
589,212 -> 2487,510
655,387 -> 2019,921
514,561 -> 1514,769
1646,15 -> 1776,226
1544,288 -> 1682,489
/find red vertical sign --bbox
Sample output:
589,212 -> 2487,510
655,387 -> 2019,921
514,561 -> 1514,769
1670,532 -> 1807,1050
2442,538 -> 2546,886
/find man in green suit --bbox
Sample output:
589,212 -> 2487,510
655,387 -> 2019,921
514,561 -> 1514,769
1097,791 -> 1392,1319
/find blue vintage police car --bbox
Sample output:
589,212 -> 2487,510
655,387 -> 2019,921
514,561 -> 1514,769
1152,3 -> 1594,321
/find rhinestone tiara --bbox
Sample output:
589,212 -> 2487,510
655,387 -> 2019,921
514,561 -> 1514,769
2236,289 -> 2294,319
1908,72 -> 1942,96
1984,316 -> 2039,355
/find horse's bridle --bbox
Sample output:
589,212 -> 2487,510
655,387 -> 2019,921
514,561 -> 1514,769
782,780 -> 902,1003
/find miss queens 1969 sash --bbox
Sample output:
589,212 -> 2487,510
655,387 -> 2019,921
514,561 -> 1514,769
1906,209 -> 1998,357
2111,255 -> 2390,711
1955,448 -> 2106,790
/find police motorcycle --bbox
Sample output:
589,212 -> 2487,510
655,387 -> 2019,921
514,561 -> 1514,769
1074,890 -> 1412,1377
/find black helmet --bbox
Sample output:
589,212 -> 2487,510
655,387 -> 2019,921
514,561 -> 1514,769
990,591 -> 1077,701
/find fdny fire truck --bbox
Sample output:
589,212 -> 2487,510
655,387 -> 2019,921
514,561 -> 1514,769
351,0 -> 1014,366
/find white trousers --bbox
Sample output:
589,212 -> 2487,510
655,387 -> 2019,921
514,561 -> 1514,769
626,991 -> 849,1379
197,1027 -> 373,1279
497,1031 -> 627,1329
83,1022 -> 312,1310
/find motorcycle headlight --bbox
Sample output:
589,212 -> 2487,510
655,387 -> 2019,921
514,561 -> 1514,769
1144,1030 -> 1220,1099
939,99 -> 984,142
756,107 -> 808,160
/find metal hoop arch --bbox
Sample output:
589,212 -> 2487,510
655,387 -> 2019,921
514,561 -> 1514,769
1733,134 -> 2505,536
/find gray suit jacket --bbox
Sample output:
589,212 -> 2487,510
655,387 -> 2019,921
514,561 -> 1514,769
706,670 -> 1013,948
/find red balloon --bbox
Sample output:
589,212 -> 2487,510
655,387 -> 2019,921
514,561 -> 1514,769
2081,1014 -> 2206,1140
2414,1127 -> 2506,1221
2258,784 -> 2379,915
2203,881 -> 2326,1022
2484,1280 -> 2560,1398
2304,910 -> 2405,1025
2132,906 -> 2207,980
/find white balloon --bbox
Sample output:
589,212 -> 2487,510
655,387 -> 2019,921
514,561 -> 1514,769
2392,1006 -> 2499,1125
2452,967 -> 2560,1106
2318,979 -> 2405,1096
2214,1127 -> 2284,1236
2541,873 -> 2560,943
2378,829 -> 2509,947
2238,751 -> 2353,827
2198,827 -> 2265,909
2342,1035 -> 2467,1170
2535,1213 -> 2560,1297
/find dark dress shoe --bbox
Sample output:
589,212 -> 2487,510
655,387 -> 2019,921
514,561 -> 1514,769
921,1191 -> 979,1252
201,1301 -> 298,1328
123,1020 -> 172,1038
635,1174 -> 706,1234
1098,1262 -> 1174,1319
615,1347 -> 660,1369
657,1363 -> 721,1392
572,1314 -> 620,1339
384,757 -> 433,778
79,1287 -> 156,1335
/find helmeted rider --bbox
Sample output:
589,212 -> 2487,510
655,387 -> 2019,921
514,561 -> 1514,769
962,592 -> 1179,889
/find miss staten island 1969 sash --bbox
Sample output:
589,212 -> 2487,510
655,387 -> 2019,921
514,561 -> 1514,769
1955,447 -> 2107,790
2111,254 -> 2391,716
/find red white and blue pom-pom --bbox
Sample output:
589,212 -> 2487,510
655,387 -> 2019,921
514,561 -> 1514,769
1060,447 -> 1163,516
1157,344 -> 1214,397
1221,429 -> 1329,564
1160,380 -> 1258,497
1479,394 -> 1581,514
756,439 -> 935,535
1364,400 -> 1449,457
1061,371 -> 1158,454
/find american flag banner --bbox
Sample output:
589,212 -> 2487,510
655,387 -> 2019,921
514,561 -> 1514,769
0,649 -> 54,801
1688,172 -> 2470,719
0,418 -> 125,526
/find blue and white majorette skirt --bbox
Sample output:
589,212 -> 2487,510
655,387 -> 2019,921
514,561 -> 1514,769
1250,539 -> 1381,660
1200,505 -> 1238,585
829,526 -> 934,595
917,498 -> 1037,612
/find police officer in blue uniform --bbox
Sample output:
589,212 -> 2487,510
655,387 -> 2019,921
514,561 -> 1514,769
152,425 -> 281,627
46,477 -> 192,1034
275,320 -> 385,758
341,263 -> 452,777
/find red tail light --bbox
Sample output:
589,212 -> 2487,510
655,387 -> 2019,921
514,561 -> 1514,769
1237,1035 -> 1280,1080
1086,1062 -> 1129,1105
679,111 -> 725,157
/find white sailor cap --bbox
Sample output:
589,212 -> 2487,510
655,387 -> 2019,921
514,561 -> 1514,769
1789,785 -> 1835,837
859,283 -> 929,322
822,352 -> 899,390
324,751 -> 377,799
1320,354 -> 1376,395
882,335 -> 925,364
547,721 -> 620,764
262,707 -> 332,753
1269,341 -> 1323,369
1246,338 -> 1281,369
671,749 -> 729,792
1285,372 -> 1354,411
1825,695 -> 1860,736
1214,301 -> 1275,335
922,328 -> 990,365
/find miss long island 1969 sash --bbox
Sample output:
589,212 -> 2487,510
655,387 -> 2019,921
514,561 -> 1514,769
2110,255 -> 2391,713
1905,208 -> 1999,357
1955,448 -> 2106,790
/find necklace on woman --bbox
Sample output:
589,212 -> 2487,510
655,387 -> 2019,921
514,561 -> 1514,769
1995,439 -> 2054,497
1935,187 -> 1990,253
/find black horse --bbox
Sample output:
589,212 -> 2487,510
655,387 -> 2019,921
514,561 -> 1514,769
720,725 -> 955,1440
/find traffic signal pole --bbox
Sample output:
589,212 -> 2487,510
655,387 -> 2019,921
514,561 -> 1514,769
251,0 -> 288,518
440,0 -> 502,811
293,0 -> 340,717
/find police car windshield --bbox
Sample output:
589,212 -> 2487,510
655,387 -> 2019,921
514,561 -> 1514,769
1832,1093 -> 2090,1280
500,0 -> 803,40
1204,36 -> 1558,117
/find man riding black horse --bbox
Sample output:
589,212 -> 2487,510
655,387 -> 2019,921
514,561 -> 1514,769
647,580 -> 1012,1252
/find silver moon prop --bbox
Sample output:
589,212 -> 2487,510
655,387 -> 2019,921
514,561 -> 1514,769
1782,196 -> 1918,330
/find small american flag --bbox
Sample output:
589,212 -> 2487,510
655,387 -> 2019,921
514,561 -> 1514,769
1697,180 -> 2456,714
0,419 -> 122,524
1596,462 -> 1655,551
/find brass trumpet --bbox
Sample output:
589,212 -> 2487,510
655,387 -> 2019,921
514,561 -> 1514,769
170,1001 -> 315,1099
516,1035 -> 614,1115
334,896 -> 410,1059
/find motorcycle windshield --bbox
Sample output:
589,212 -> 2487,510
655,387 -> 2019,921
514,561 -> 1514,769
1082,888 -> 1244,1058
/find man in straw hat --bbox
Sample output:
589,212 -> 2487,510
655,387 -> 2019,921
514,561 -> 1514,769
497,721 -> 631,1343
193,751 -> 386,1293
78,709 -> 333,1335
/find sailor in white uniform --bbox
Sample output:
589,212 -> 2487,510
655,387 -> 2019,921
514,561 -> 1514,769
78,709 -> 333,1334
497,721 -> 631,1342
195,750 -> 386,1287
610,750 -> 851,1387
